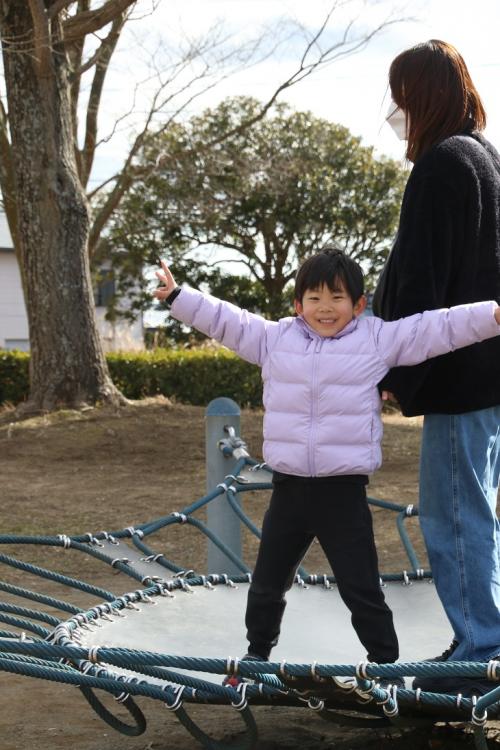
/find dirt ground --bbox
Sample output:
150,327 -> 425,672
0,399 -> 498,750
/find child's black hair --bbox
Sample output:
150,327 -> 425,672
294,247 -> 364,304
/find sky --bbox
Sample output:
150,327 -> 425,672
89,0 -> 500,188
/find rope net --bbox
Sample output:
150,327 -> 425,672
0,429 -> 499,750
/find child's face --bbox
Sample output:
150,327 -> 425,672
294,282 -> 366,337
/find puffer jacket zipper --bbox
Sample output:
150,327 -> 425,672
308,336 -> 323,475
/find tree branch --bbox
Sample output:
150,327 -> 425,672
91,2 -> 406,264
79,13 -> 126,186
27,0 -> 54,77
63,0 -> 136,42
0,96 -> 20,258
205,9 -> 407,147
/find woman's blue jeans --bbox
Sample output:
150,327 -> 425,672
419,406 -> 500,661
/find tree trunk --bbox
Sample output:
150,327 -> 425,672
1,4 -> 125,411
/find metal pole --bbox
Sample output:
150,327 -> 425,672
205,397 -> 243,575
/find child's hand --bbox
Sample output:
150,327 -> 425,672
381,390 -> 398,403
495,305 -> 500,325
153,260 -> 177,302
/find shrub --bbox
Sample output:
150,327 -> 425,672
0,350 -> 30,405
0,349 -> 263,408
106,348 -> 263,406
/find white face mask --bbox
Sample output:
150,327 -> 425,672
386,100 -> 407,140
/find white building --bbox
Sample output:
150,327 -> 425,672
0,212 -> 144,352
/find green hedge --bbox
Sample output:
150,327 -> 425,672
0,350 -> 30,405
0,348 -> 263,408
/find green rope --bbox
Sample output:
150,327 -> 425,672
1,446 -> 498,750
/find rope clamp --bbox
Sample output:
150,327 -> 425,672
472,706 -> 487,726
280,659 -> 295,681
125,526 -> 144,539
307,697 -> 325,711
110,557 -> 130,569
141,553 -> 165,564
74,613 -> 94,631
141,575 -> 164,586
254,462 -> 270,471
121,594 -> 141,611
165,685 -> 185,712
100,531 -> 119,545
375,685 -> 393,705
57,534 -> 72,549
294,574 -> 307,588
171,512 -> 188,524
231,682 -> 248,711
159,583 -> 175,598
383,702 -> 399,718
354,687 -> 375,703
84,533 -> 104,547
137,591 -> 155,603
487,659 -> 500,680
93,605 -> 113,622
174,569 -> 195,579
226,656 -> 239,676
226,473 -> 250,485
88,646 -> 100,663
333,677 -> 356,693
356,661 -> 372,681
310,661 -> 325,682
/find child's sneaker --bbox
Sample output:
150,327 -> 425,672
377,676 -> 405,690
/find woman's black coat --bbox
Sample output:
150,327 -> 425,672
373,132 -> 500,416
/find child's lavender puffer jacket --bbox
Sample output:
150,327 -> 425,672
171,287 -> 500,478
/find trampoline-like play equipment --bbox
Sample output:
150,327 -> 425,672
1,398 -> 499,749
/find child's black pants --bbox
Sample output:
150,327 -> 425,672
245,471 -> 399,663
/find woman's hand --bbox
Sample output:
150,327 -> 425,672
153,259 -> 177,302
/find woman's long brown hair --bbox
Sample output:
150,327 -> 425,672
389,39 -> 486,162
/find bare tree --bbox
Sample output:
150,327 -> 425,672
0,0 -> 404,413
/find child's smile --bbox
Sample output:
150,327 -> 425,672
294,282 -> 366,337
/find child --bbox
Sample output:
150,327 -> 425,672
154,248 -> 500,680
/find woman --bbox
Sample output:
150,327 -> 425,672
373,40 -> 500,696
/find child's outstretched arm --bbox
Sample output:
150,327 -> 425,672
375,301 -> 500,369
153,259 -> 276,366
